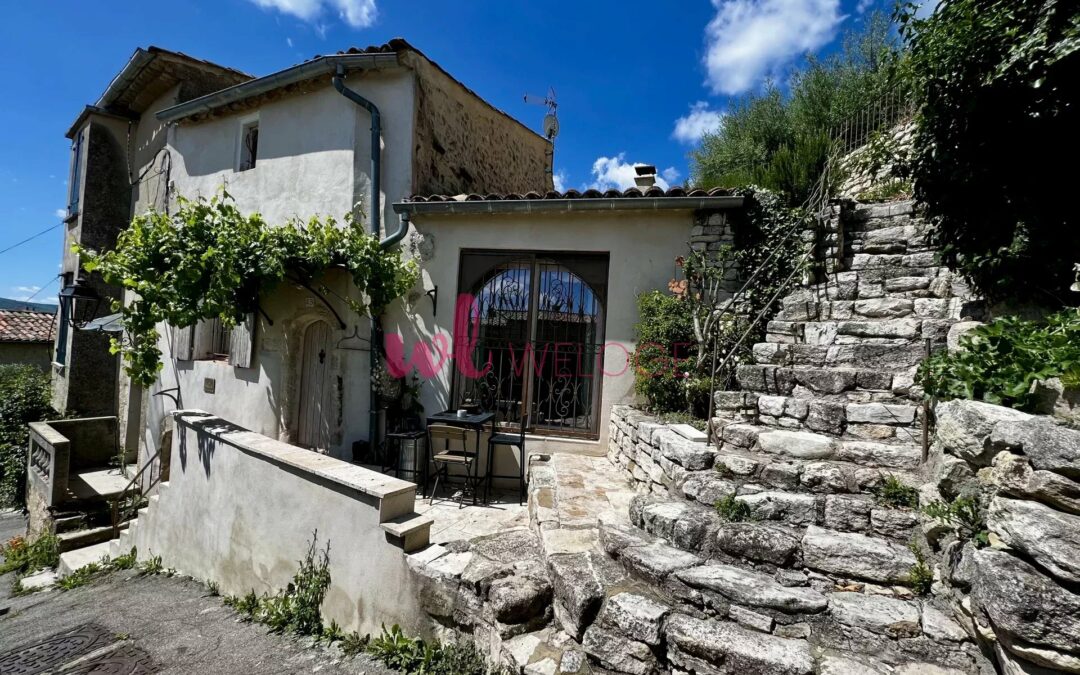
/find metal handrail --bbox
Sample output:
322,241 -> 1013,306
110,447 -> 162,537
703,147 -> 841,447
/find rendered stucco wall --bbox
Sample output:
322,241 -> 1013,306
167,73 -> 415,235
383,210 -> 696,457
406,52 -> 552,195
0,343 -> 51,371
131,411 -> 425,635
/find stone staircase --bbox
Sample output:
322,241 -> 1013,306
403,200 -> 992,673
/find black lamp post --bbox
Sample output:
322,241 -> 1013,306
58,272 -> 103,330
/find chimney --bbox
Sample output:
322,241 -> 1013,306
634,164 -> 657,189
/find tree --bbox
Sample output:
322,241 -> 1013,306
691,11 -> 903,205
900,0 -> 1080,306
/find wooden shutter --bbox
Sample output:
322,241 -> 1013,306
172,325 -> 194,361
228,313 -> 256,368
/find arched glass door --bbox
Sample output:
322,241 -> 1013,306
456,252 -> 608,438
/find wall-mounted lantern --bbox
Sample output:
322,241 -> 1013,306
58,272 -> 103,330
1071,263 -> 1080,293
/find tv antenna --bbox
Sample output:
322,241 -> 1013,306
524,87 -> 559,188
524,87 -> 559,140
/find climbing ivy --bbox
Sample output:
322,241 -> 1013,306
79,190 -> 418,387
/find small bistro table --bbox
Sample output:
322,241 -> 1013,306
425,410 -> 495,504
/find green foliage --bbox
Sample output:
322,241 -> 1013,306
632,291 -> 695,414
715,493 -> 752,522
631,189 -> 806,415
0,365 -> 56,507
340,631 -> 371,657
139,554 -> 165,576
856,178 -> 913,203
899,0 -> 1080,304
692,11 -> 904,204
79,191 -> 419,387
849,130 -> 911,185
907,543 -> 933,596
875,475 -> 919,509
0,530 -> 60,576
918,309 -> 1080,410
57,562 -> 103,590
225,531 -> 332,636
110,547 -> 138,571
922,495 -> 990,547
655,412 -> 707,431
365,624 -> 499,675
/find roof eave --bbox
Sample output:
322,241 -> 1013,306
65,105 -> 139,140
393,196 -> 745,217
155,52 -> 401,123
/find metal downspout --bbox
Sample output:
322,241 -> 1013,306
332,64 -> 394,455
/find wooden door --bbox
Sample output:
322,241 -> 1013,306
297,320 -> 332,451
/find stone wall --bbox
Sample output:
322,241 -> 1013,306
836,121 -> 914,199
406,51 -> 552,195
926,399 -> 1080,673
608,405 -> 717,496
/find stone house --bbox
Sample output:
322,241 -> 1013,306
36,38 -> 754,636
0,308 -> 55,371
55,47 -> 252,429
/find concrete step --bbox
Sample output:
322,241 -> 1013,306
57,540 -> 114,577
57,523 -> 126,552
380,512 -> 434,553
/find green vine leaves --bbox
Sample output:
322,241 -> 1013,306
77,190 -> 419,387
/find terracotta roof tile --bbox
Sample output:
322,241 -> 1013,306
0,310 -> 55,343
405,186 -> 734,203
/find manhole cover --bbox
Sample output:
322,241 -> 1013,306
0,624 -> 156,675
60,643 -> 156,674
0,623 -> 113,675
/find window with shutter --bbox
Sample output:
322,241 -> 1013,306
228,313 -> 255,368
172,324 -> 194,361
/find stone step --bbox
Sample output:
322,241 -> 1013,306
380,512 -> 434,553
773,297 -> 964,323
57,540 -> 114,577
717,425 -> 922,470
716,392 -> 925,441
735,363 -> 933,401
633,490 -> 919,559
752,340 -> 928,372
684,450 -> 921,500
56,523 -> 126,552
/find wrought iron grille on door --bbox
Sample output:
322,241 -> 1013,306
455,252 -> 609,439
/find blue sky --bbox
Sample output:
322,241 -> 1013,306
0,0 -> 900,303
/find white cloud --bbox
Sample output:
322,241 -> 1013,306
54,208 -> 66,219
856,0 -> 875,12
248,0 -> 377,28
662,167 -> 681,185
286,37 -> 294,47
673,101 -> 725,144
703,0 -> 844,95
589,154 -> 670,191
915,0 -> 939,17
12,285 -> 41,301
552,170 -> 568,193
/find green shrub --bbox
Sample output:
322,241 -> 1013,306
224,531 -> 331,636
632,291 -> 695,414
0,530 -> 59,576
692,11 -> 904,205
0,365 -> 56,507
917,309 -> 1080,411
365,624 -> 498,675
907,543 -> 933,596
875,475 -> 919,509
899,0 -> 1080,304
922,495 -> 989,547
715,493 -> 752,522
856,179 -> 913,203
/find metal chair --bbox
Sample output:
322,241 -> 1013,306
427,424 -> 480,507
485,414 -> 529,504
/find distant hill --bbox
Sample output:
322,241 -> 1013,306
0,297 -> 57,313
